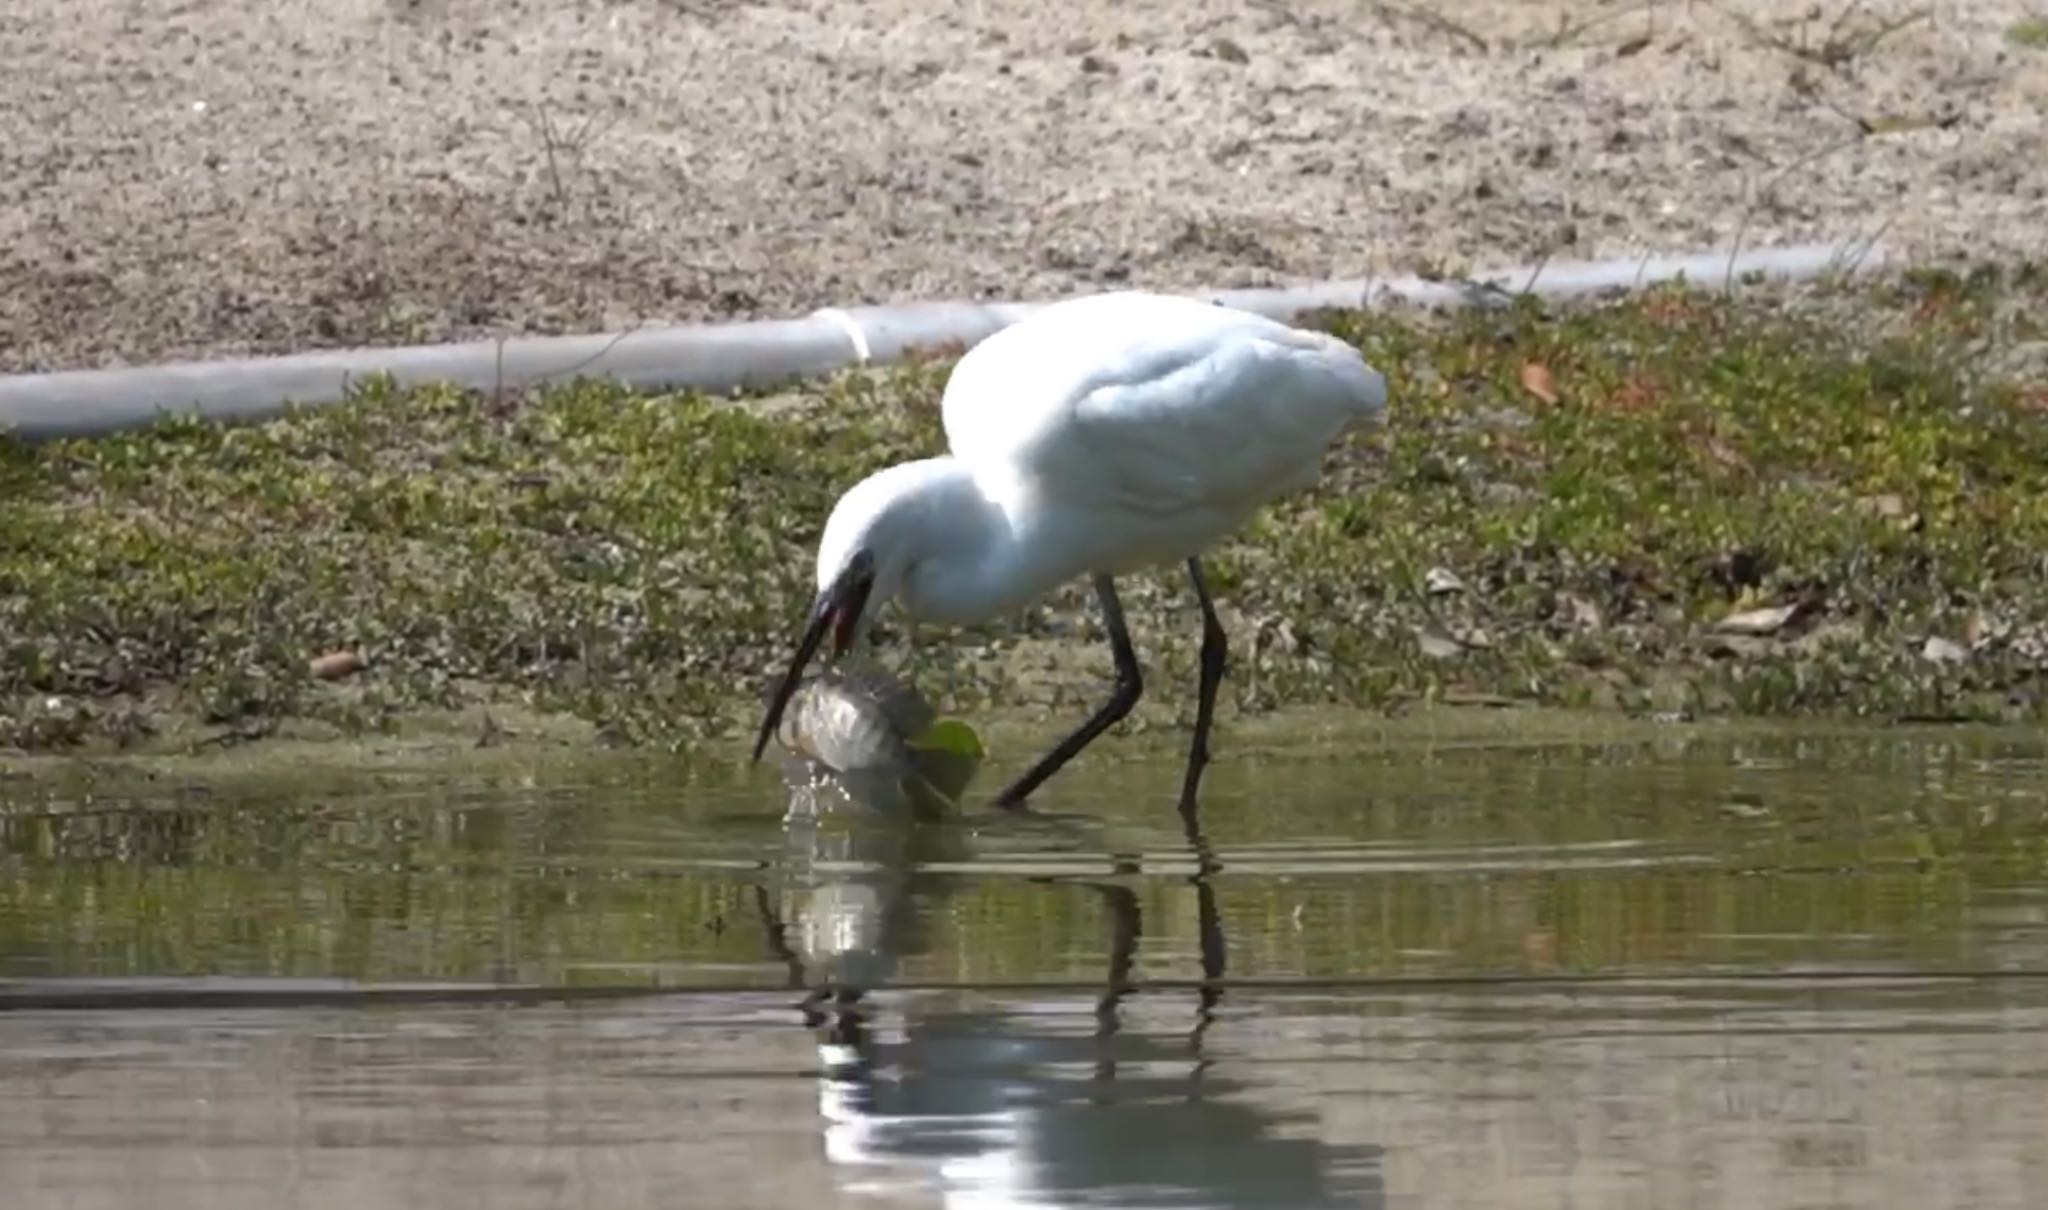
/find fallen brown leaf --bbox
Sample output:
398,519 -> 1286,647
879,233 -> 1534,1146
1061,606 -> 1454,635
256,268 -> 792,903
1519,361 -> 1559,405
1701,438 -> 1752,476
1607,372 -> 1667,413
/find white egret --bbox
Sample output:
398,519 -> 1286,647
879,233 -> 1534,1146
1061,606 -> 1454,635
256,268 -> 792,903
751,290 -> 1389,813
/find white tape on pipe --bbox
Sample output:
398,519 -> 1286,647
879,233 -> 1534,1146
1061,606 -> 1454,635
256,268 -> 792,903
810,308 -> 873,364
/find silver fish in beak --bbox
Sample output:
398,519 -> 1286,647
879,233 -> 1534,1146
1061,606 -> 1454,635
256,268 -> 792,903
766,660 -> 983,819
753,550 -> 876,766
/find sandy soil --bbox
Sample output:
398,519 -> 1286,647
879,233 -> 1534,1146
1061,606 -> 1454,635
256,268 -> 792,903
2,0 -> 2044,374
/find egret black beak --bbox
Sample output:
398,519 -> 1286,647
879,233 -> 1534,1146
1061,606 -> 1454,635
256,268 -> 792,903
750,552 -> 875,764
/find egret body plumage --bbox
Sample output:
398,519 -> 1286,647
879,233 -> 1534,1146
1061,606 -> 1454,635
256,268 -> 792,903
753,291 -> 1389,813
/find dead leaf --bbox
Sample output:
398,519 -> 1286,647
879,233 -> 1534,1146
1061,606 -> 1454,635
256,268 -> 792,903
1699,438 -> 1752,476
1852,494 -> 1920,532
1641,294 -> 1701,326
1608,373 -> 1666,413
1519,361 -> 1559,405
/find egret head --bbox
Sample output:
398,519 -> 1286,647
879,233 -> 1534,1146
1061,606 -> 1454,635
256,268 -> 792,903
751,464 -> 938,763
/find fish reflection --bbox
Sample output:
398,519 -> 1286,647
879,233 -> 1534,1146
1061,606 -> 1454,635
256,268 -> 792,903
758,679 -> 1386,1209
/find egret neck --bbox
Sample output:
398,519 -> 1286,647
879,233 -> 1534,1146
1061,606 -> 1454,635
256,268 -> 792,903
753,457 -> 1035,761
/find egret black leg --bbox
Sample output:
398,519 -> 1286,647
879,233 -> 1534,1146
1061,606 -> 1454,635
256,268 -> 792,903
993,574 -> 1143,809
1181,811 -> 1227,1047
1093,884 -> 1140,1084
1178,556 -> 1228,817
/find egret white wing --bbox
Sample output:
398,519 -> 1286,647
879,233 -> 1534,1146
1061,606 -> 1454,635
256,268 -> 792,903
940,293 -> 1386,516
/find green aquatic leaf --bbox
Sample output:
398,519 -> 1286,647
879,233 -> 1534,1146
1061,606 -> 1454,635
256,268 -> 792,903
904,717 -> 986,814
906,717 -> 985,760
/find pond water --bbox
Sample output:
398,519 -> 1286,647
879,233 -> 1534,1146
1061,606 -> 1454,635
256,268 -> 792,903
4,722 -> 2048,1209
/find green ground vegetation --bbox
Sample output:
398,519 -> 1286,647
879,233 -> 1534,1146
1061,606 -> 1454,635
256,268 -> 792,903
4,266 -> 2046,759
2007,16 -> 2048,50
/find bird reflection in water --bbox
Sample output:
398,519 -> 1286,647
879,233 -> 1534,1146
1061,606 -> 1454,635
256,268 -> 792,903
755,667 -> 1386,1208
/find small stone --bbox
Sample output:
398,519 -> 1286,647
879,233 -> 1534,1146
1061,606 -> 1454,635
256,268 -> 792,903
1208,37 -> 1250,65
1921,635 -> 1969,665
1714,603 -> 1802,636
1079,53 -> 1117,75
1452,625 -> 1494,650
1425,566 -> 1466,596
1793,620 -> 1863,654
1707,634 -> 1776,660
1416,629 -> 1464,660
309,650 -> 365,680
1560,593 -> 1603,631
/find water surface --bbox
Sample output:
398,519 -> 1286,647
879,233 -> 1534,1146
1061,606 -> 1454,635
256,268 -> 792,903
4,723 -> 2048,1208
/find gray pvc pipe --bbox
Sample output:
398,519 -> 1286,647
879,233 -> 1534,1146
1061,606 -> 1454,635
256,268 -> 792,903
0,240 -> 1888,443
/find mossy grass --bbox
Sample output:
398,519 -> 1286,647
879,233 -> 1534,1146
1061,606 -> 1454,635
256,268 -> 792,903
2007,17 -> 2048,50
5,266 -> 2046,758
